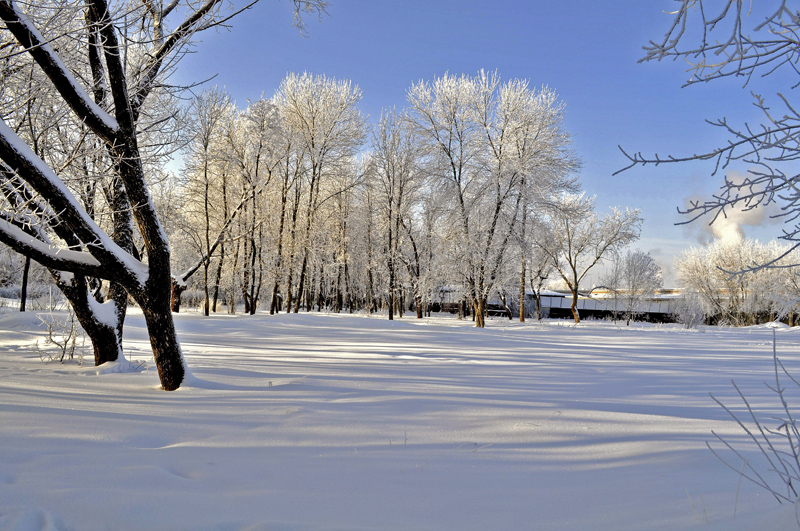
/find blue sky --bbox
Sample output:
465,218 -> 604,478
174,0 -> 790,286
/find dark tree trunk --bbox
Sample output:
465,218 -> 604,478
57,275 -> 121,365
139,295 -> 184,391
294,251 -> 307,313
211,242 -> 224,312
171,279 -> 186,313
19,256 -> 30,312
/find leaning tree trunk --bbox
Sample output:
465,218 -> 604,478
56,274 -> 123,365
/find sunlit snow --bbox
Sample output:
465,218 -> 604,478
1,310 -> 798,530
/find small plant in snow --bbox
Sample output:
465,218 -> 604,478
34,306 -> 86,365
708,326 -> 800,507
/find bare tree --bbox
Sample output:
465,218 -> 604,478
536,193 -> 642,323
620,1 -> 800,267
602,249 -> 663,325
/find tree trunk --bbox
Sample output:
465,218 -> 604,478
19,256 -> 30,312
139,296 -> 184,391
570,287 -> 580,323
228,239 -> 239,314
388,255 -> 395,320
474,297 -> 485,328
203,261 -> 210,316
534,293 -> 543,320
171,279 -> 186,313
54,274 -> 122,365
211,242 -> 224,312
498,291 -> 513,320
294,251 -> 307,313
519,258 -> 525,322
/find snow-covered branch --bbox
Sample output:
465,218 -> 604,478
0,0 -> 119,142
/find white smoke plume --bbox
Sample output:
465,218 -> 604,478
683,171 -> 782,244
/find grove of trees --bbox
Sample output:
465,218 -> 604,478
0,0 -> 645,390
169,70 -> 644,327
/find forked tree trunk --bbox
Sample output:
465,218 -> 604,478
57,275 -> 123,365
473,297 -> 486,328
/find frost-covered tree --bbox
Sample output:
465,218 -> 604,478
274,72 -> 366,312
526,226 -> 556,321
370,109 -> 423,319
536,193 -> 642,323
602,249 -> 663,325
179,87 -> 235,315
676,237 -> 786,326
0,0 -> 326,390
408,71 -> 578,327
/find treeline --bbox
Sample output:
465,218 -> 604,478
675,238 -> 800,326
168,71 -> 641,325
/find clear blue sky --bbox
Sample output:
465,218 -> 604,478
174,0 -> 789,286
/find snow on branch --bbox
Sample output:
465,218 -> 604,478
0,0 -> 119,142
0,218 -> 104,277
0,118 -> 147,284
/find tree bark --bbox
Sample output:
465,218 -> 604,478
570,286 -> 580,323
473,297 -> 486,328
19,256 -> 30,312
519,258 -> 525,322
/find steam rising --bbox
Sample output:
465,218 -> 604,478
683,171 -> 781,244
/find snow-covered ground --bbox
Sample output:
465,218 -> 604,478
1,309 -> 799,530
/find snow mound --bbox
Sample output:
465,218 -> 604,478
91,357 -> 147,375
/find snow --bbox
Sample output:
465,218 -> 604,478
1,310 -> 799,530
86,294 -> 120,329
